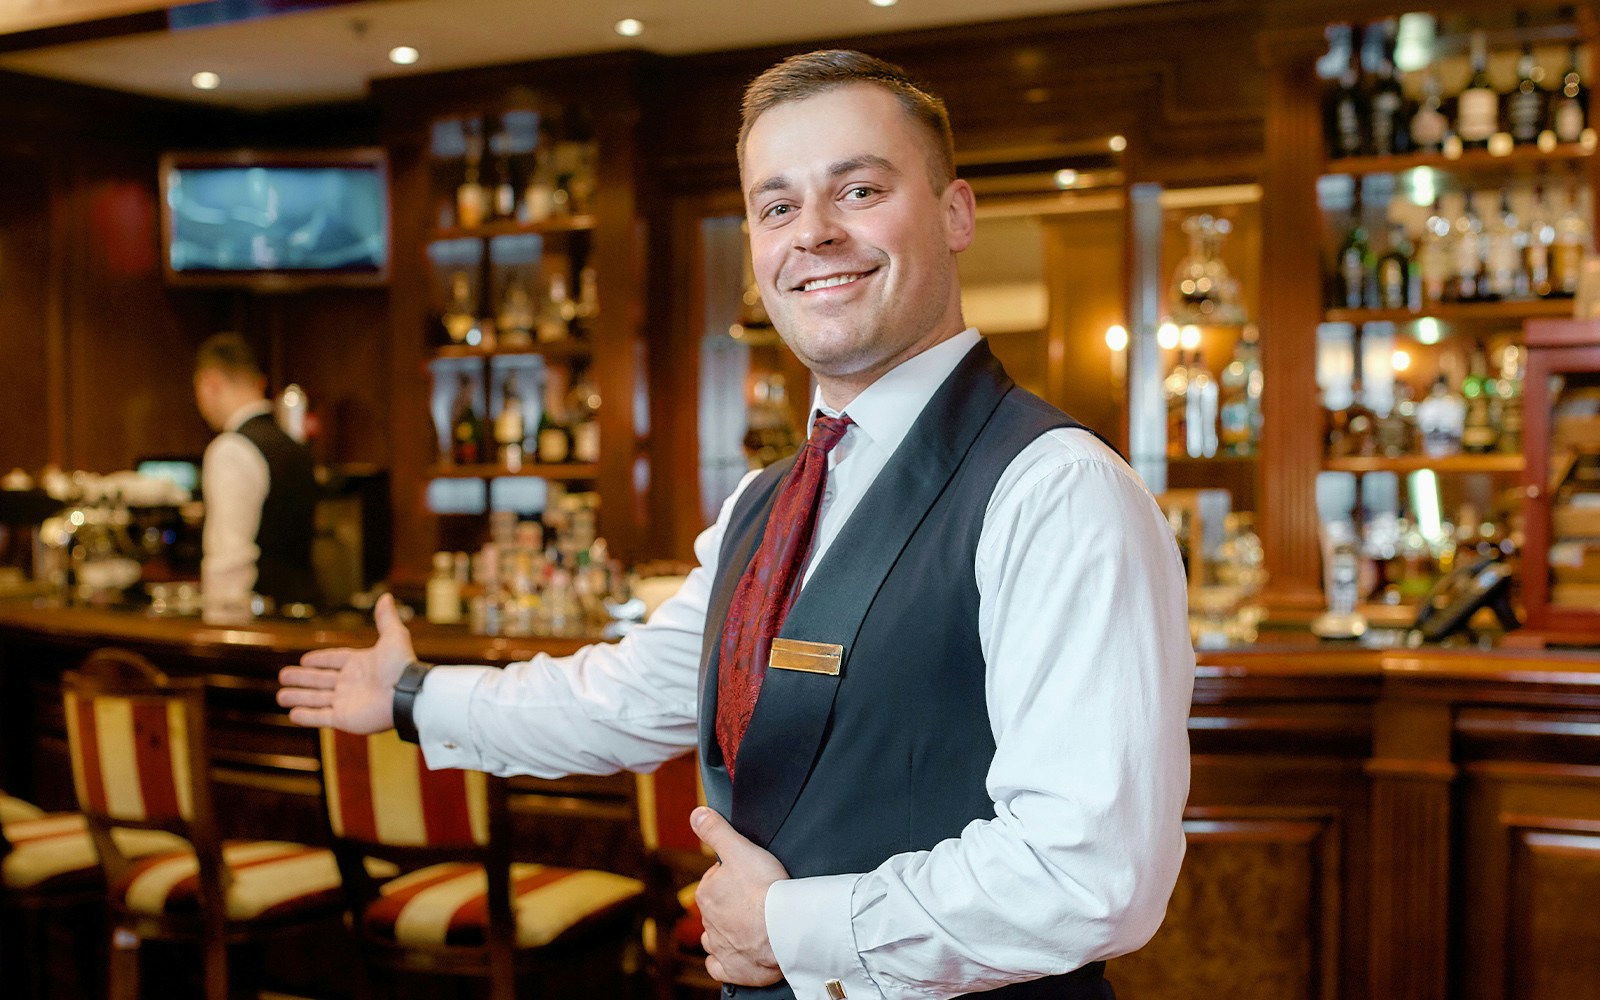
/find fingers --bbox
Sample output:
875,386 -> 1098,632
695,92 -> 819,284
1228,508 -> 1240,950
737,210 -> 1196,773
278,665 -> 339,690
286,706 -> 334,728
704,954 -> 726,984
299,648 -> 354,669
277,686 -> 333,709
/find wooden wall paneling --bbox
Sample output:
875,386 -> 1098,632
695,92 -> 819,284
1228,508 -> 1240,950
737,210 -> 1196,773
268,289 -> 392,468
1256,30 -> 1332,610
1508,817 -> 1600,1000
1113,809 -> 1342,1000
1038,210 -> 1124,442
0,152 -> 52,471
1365,697 -> 1456,1000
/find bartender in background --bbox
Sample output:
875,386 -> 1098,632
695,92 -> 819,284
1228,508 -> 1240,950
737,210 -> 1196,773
193,333 -> 319,619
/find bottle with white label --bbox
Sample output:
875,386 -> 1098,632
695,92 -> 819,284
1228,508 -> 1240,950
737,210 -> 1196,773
426,551 -> 463,625
1456,31 -> 1499,150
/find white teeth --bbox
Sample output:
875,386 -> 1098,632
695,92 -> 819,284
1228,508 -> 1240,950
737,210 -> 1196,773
801,272 -> 864,292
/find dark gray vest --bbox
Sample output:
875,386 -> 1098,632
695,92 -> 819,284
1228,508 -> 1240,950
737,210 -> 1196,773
233,413 -> 319,607
698,340 -> 1112,1000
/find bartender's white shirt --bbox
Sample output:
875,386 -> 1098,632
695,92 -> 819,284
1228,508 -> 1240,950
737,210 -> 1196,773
418,329 -> 1195,999
200,399 -> 274,617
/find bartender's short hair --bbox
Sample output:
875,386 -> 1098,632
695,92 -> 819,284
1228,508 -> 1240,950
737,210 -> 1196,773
195,332 -> 263,381
738,49 -> 956,191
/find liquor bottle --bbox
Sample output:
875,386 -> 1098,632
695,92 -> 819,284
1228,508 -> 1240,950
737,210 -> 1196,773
456,118 -> 489,230
1375,381 -> 1417,457
1496,344 -> 1525,454
1419,195 -> 1456,305
1449,192 -> 1485,303
1340,375 -> 1378,458
1377,220 -> 1416,309
1218,327 -> 1261,456
536,272 -> 574,342
1551,43 -> 1589,144
1456,31 -> 1500,150
497,281 -> 535,349
1551,179 -> 1592,297
537,369 -> 572,464
1367,21 -> 1409,156
1460,345 -> 1500,454
1336,188 -> 1375,309
1185,350 -> 1219,459
490,130 -> 517,220
1417,374 -> 1465,457
566,374 -> 601,464
1324,25 -> 1366,158
572,265 -> 599,341
441,271 -> 477,346
523,125 -> 557,223
425,551 -> 463,625
1507,42 -> 1546,147
1525,181 -> 1556,298
494,371 -> 527,470
1163,351 -> 1190,459
450,373 -> 485,466
1410,69 -> 1449,154
1481,189 -> 1525,301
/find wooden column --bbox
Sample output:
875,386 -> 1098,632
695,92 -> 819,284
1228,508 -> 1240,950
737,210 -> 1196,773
1256,30 -> 1329,610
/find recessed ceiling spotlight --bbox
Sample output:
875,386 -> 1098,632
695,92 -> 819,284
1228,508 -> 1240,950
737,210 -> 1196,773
1109,134 -> 1128,152
870,0 -> 899,7
191,71 -> 220,90
615,18 -> 644,37
388,45 -> 420,65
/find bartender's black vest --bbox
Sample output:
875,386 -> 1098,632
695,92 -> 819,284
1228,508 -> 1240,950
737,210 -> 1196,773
233,413 -> 319,606
698,340 -> 1114,1000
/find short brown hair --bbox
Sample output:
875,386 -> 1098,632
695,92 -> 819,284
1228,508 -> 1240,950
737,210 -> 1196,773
738,49 -> 956,190
195,332 -> 263,381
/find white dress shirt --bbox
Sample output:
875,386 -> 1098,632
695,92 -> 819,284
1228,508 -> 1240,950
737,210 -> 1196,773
200,399 -> 275,617
418,329 -> 1195,999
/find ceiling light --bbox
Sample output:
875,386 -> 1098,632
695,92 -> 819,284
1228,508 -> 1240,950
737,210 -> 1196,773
1109,135 -> 1127,152
388,46 -> 419,65
191,71 -> 220,90
615,18 -> 644,37
870,0 -> 899,6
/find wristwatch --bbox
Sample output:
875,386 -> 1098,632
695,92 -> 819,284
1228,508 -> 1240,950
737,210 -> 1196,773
392,660 -> 435,745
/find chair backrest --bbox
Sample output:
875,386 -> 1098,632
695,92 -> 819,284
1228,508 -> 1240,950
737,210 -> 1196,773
60,647 -> 219,896
320,728 -> 495,851
634,751 -> 711,860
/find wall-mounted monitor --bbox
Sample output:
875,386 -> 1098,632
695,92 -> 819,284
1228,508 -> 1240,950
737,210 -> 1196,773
159,148 -> 389,290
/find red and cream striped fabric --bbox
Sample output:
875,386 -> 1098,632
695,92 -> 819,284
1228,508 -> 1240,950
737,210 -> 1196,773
363,861 -> 642,948
321,729 -> 487,847
2,813 -> 182,890
634,752 -> 708,856
0,792 -> 44,825
63,689 -> 195,823
112,839 -> 343,920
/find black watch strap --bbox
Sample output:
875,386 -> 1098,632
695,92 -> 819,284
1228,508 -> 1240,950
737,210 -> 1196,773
392,660 -> 435,745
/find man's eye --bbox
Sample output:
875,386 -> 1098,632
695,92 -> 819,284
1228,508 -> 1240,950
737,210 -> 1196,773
846,187 -> 875,199
764,204 -> 793,219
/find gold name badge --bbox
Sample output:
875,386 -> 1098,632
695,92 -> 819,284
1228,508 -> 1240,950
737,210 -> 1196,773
768,639 -> 844,676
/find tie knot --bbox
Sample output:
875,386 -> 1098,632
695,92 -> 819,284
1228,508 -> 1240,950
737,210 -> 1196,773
808,413 -> 852,454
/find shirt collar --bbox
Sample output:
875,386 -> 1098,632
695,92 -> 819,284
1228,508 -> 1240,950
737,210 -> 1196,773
810,328 -> 982,455
224,399 -> 275,433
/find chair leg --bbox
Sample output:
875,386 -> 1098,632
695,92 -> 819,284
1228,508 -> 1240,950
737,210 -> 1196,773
107,926 -> 140,1000
201,932 -> 228,1000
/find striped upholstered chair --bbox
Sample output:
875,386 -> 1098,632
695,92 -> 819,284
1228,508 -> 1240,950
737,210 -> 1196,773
62,647 -> 346,1000
635,751 -> 719,1000
319,728 -> 646,1000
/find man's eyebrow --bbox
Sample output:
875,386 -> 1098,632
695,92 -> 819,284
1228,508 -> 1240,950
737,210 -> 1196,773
749,174 -> 792,199
828,155 -> 898,178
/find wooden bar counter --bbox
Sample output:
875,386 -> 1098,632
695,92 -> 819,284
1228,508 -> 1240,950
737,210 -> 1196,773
3,601 -> 1599,1000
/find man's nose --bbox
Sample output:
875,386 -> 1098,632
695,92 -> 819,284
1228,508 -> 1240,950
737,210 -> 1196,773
795,200 -> 847,251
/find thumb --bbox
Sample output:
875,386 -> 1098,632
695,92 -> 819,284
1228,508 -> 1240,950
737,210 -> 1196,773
690,806 -> 748,859
374,592 -> 407,642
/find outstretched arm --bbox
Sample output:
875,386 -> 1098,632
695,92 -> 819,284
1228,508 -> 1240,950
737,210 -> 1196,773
277,592 -> 416,733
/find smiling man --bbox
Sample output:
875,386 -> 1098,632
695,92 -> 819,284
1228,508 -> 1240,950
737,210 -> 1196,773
279,50 -> 1193,1000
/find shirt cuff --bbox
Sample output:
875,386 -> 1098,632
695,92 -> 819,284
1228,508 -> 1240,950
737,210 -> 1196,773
414,664 -> 493,770
766,873 -> 875,999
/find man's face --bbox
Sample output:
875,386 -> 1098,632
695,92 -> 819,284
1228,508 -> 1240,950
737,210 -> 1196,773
741,84 -> 975,402
193,369 -> 227,431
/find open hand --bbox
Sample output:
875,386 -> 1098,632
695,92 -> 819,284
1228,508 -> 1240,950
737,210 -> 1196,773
277,593 -> 415,732
692,806 -> 788,987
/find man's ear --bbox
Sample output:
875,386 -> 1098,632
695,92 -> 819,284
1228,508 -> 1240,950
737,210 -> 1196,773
944,178 -> 977,253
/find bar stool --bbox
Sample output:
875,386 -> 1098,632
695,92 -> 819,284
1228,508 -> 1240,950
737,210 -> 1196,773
634,751 -> 719,1000
318,728 -> 646,1000
62,647 -> 346,1000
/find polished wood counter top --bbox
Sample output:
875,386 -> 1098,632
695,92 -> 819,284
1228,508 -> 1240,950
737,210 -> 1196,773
0,598 -> 599,674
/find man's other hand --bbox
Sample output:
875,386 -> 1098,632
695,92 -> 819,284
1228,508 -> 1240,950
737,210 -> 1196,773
692,806 -> 788,987
277,592 -> 415,733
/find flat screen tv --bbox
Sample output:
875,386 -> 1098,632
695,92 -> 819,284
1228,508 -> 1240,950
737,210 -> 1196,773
159,148 -> 389,290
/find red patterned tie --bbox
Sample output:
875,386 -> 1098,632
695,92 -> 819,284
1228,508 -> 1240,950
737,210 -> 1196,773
716,413 -> 853,779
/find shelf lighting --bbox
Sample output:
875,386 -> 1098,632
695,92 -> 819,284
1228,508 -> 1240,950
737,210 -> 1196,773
1109,134 -> 1127,152
191,71 -> 220,90
1104,324 -> 1129,352
388,46 -> 420,65
870,0 -> 899,7
1054,169 -> 1078,189
1156,321 -> 1180,351
1410,166 -> 1437,208
614,18 -> 644,37
1179,324 -> 1202,351
1416,317 -> 1442,345
1392,348 -> 1412,372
